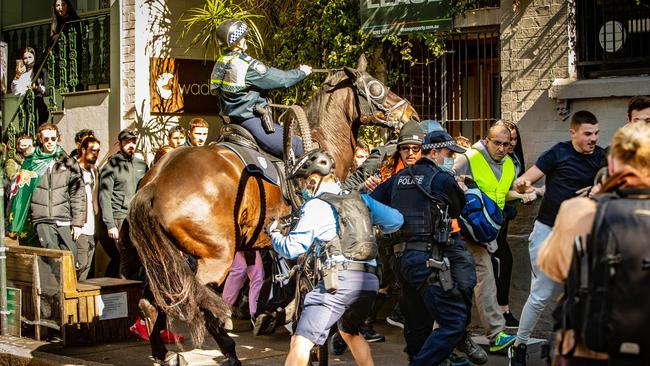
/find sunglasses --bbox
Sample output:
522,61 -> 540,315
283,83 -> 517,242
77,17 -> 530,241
399,145 -> 421,153
42,137 -> 58,142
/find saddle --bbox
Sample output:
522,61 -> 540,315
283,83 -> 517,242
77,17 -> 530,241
215,124 -> 294,204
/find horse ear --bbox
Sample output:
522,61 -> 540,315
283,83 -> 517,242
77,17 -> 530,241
357,54 -> 368,72
344,67 -> 358,80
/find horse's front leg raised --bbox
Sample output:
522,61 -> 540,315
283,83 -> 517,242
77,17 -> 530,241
203,308 -> 241,366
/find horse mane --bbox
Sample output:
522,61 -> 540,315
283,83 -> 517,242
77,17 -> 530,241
304,71 -> 359,178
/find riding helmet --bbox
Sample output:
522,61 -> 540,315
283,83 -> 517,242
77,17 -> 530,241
216,19 -> 249,48
291,149 -> 336,179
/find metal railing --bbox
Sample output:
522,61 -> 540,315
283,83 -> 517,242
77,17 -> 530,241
387,29 -> 501,142
575,0 -> 650,78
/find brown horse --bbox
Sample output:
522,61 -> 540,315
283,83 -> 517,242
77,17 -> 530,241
126,57 -> 417,365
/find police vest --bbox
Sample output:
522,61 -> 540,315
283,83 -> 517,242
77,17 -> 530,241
318,191 -> 378,261
466,148 -> 515,209
211,52 -> 252,94
390,163 -> 449,244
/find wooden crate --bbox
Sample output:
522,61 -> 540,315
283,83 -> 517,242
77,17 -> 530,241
6,245 -> 142,345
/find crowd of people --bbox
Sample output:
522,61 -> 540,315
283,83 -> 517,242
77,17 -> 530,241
3,12 -> 650,366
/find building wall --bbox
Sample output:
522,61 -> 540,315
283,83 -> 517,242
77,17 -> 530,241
119,0 -> 222,162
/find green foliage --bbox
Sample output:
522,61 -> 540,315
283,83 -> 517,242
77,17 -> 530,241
178,0 -> 480,146
179,0 -> 264,60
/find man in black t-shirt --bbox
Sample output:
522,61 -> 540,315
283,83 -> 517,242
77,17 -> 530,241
507,111 -> 605,366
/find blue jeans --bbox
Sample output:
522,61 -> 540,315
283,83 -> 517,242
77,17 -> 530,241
395,235 -> 476,366
516,220 -> 562,345
240,117 -> 304,158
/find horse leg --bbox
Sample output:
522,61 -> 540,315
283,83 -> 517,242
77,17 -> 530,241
149,309 -> 169,363
203,308 -> 241,366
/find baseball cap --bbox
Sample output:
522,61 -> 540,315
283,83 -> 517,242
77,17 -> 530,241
118,129 -> 138,142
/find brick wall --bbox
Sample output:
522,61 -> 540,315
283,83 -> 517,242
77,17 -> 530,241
499,0 -> 570,338
122,0 -> 136,124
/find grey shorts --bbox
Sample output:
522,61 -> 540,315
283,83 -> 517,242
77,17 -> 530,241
295,270 -> 379,345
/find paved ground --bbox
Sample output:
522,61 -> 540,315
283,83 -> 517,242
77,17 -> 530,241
15,320 -> 549,366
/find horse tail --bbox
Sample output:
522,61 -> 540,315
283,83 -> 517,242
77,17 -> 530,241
127,184 -> 230,346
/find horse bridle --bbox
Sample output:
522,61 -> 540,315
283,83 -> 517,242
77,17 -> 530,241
313,68 -> 412,129
353,76 -> 411,129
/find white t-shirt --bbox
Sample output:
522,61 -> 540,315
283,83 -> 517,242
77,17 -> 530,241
80,167 -> 96,235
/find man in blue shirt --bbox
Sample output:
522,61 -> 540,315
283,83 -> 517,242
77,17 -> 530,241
508,110 -> 605,366
210,19 -> 312,158
268,149 -> 403,366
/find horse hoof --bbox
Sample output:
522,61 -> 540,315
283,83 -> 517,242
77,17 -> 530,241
161,351 -> 179,366
221,357 -> 241,366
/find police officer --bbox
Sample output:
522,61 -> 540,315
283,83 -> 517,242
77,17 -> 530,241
266,149 -> 403,366
371,131 -> 479,366
210,18 -> 312,158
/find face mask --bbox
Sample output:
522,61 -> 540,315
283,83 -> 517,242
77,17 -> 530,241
441,157 -> 455,172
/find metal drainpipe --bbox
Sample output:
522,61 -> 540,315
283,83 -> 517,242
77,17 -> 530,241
0,164 -> 8,335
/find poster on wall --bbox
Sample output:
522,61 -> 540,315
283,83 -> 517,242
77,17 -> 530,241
150,57 -> 217,115
359,0 -> 452,38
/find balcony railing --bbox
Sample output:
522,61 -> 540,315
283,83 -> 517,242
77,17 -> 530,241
575,0 -> 650,78
1,10 -> 110,155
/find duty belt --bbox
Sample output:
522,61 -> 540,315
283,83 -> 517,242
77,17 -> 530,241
334,262 -> 378,275
393,242 -> 442,258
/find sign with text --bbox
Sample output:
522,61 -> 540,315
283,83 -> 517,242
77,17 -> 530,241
150,57 -> 217,115
360,0 -> 452,37
95,292 -> 128,320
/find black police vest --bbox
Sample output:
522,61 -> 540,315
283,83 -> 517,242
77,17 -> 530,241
390,164 -> 447,244
318,191 -> 378,261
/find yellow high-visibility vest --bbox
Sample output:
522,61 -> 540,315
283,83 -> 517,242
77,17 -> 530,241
467,148 -> 515,209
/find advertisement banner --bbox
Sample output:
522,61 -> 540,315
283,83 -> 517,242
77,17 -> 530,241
360,0 -> 452,37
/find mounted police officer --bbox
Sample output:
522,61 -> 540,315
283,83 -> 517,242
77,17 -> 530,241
210,18 -> 312,158
371,131 -> 479,366
266,149 -> 403,366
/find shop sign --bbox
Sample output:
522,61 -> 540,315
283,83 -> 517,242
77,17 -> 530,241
360,0 -> 452,37
150,57 -> 217,115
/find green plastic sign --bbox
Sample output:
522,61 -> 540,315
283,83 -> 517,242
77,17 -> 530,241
360,0 -> 452,37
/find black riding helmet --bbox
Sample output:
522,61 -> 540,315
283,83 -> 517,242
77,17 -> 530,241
216,18 -> 249,48
290,149 -> 336,179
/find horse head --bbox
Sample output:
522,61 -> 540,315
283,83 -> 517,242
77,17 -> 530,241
343,54 -> 419,131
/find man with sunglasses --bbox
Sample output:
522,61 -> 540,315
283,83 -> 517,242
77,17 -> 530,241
7,123 -> 85,265
453,124 -> 537,354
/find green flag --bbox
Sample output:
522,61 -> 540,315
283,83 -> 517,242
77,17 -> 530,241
7,146 -> 63,235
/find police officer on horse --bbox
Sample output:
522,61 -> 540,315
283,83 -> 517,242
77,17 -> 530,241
210,18 -> 312,158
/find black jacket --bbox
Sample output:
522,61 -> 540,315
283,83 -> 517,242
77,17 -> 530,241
99,152 -> 148,229
30,152 -> 86,226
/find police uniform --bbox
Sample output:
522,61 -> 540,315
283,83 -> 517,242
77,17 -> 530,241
270,181 -> 403,345
210,51 -> 306,158
371,157 -> 477,366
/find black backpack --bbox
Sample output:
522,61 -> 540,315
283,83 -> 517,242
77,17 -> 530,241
319,191 -> 378,261
556,189 -> 650,359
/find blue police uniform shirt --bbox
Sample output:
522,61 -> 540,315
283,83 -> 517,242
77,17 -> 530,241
210,51 -> 306,122
271,181 -> 404,264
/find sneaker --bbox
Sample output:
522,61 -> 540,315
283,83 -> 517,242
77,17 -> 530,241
439,353 -> 470,366
160,329 -> 184,344
386,311 -> 404,329
504,311 -> 520,329
328,332 -> 348,356
129,317 -> 149,341
508,343 -> 527,366
456,332 -> 488,365
489,331 -> 516,353
360,326 -> 385,343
